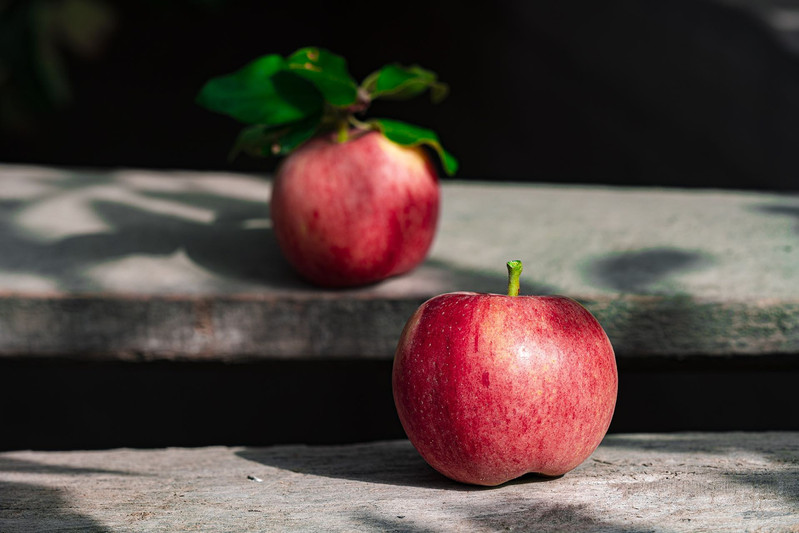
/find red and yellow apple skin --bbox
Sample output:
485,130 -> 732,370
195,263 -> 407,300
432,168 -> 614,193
392,292 -> 618,486
270,130 -> 440,287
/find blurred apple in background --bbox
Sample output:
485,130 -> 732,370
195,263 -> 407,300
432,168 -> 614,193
197,47 -> 456,286
271,129 -> 439,286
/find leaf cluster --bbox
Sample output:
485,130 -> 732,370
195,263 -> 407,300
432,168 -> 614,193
196,47 -> 457,175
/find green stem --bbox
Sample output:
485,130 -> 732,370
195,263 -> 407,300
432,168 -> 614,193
336,120 -> 349,143
506,260 -> 523,297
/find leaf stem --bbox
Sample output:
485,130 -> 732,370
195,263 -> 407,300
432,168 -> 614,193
506,260 -> 523,297
347,115 -> 370,130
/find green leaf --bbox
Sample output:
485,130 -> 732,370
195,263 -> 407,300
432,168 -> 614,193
229,124 -> 273,159
198,49 -> 456,162
286,47 -> 358,107
369,118 -> 458,176
197,54 -> 323,125
229,114 -> 322,160
364,64 -> 449,103
270,114 -> 322,155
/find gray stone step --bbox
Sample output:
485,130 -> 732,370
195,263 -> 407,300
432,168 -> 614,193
1,432 -> 797,532
1,164 -> 797,360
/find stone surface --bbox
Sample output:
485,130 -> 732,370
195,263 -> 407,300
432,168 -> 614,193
0,164 -> 798,360
1,433 -> 797,532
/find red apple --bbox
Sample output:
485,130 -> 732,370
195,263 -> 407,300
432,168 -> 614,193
392,260 -> 617,486
197,48 -> 455,286
270,129 -> 440,287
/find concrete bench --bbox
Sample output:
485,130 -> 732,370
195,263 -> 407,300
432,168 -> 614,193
0,163 -> 797,362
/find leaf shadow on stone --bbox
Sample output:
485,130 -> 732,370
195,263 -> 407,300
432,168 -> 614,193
89,197 -> 299,288
0,456 -> 134,477
0,187 -> 304,292
751,204 -> 799,236
236,441 -> 557,491
351,497 -> 650,533
585,247 -> 713,294
349,512 -> 440,533
601,434 -> 799,508
454,497 -> 650,533
0,166 -> 312,291
0,479 -> 111,533
580,247 -> 715,357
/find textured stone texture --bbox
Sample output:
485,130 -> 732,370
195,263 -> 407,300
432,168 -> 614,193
0,164 -> 797,360
1,433 -> 797,532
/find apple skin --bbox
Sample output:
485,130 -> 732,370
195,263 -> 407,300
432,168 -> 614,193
270,130 -> 440,287
392,292 -> 617,486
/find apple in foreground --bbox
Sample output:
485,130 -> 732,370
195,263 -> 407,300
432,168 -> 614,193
270,129 -> 439,287
392,260 -> 618,486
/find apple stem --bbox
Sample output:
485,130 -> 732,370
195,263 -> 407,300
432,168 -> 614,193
336,121 -> 349,143
507,260 -> 523,297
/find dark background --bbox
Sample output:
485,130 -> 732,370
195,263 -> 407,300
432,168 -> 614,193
3,356 -> 798,451
3,0 -> 799,190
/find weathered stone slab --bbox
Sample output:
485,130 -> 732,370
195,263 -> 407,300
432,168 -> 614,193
1,433 -> 797,532
0,164 -> 797,360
